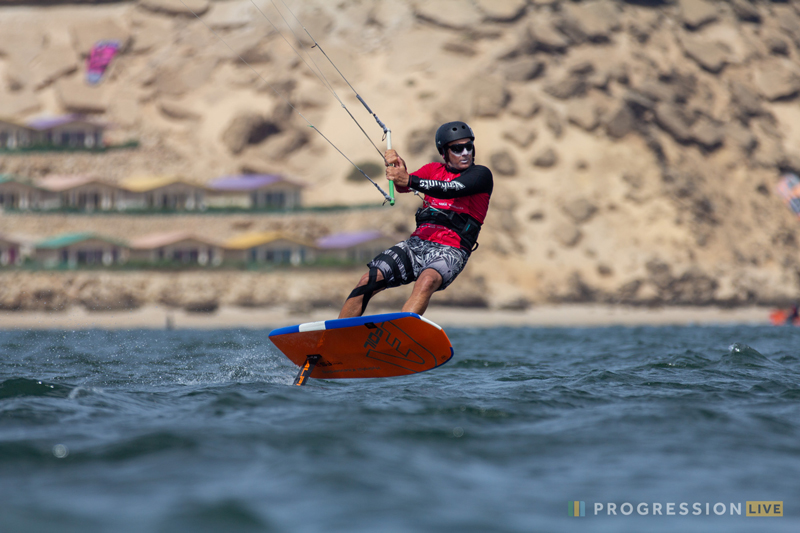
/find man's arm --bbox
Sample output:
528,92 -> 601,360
408,165 -> 493,199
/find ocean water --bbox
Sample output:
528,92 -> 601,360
1,324 -> 798,533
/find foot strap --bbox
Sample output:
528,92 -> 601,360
347,267 -> 387,315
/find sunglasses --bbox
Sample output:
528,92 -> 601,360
447,142 -> 474,155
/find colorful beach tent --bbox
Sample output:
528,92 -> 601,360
85,40 -> 120,85
777,173 -> 800,219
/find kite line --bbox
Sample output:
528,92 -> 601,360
177,0 -> 395,204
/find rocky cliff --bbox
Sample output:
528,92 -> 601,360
2,0 -> 800,312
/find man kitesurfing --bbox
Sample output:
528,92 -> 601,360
183,0 -> 478,383
339,121 -> 493,318
273,121 -> 491,385
188,1 -> 492,381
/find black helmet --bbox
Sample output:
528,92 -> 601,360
435,121 -> 475,154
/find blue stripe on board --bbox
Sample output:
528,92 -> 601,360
323,312 -> 417,331
268,312 -> 420,338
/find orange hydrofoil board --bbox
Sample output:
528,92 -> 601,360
269,312 -> 454,386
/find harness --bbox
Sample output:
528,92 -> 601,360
415,206 -> 482,253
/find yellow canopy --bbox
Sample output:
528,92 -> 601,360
224,232 -> 313,250
120,175 -> 181,192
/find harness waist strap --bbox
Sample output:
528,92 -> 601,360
415,207 -> 482,253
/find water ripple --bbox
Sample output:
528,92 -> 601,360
1,325 -> 799,532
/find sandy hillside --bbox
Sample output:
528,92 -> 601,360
2,0 -> 800,312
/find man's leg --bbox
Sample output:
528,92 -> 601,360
339,268 -> 386,318
401,269 -> 442,315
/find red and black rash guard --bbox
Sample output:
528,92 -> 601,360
396,162 -> 493,250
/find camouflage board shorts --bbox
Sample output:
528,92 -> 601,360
367,236 -> 469,292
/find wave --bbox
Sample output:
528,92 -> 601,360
0,378 -> 72,399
